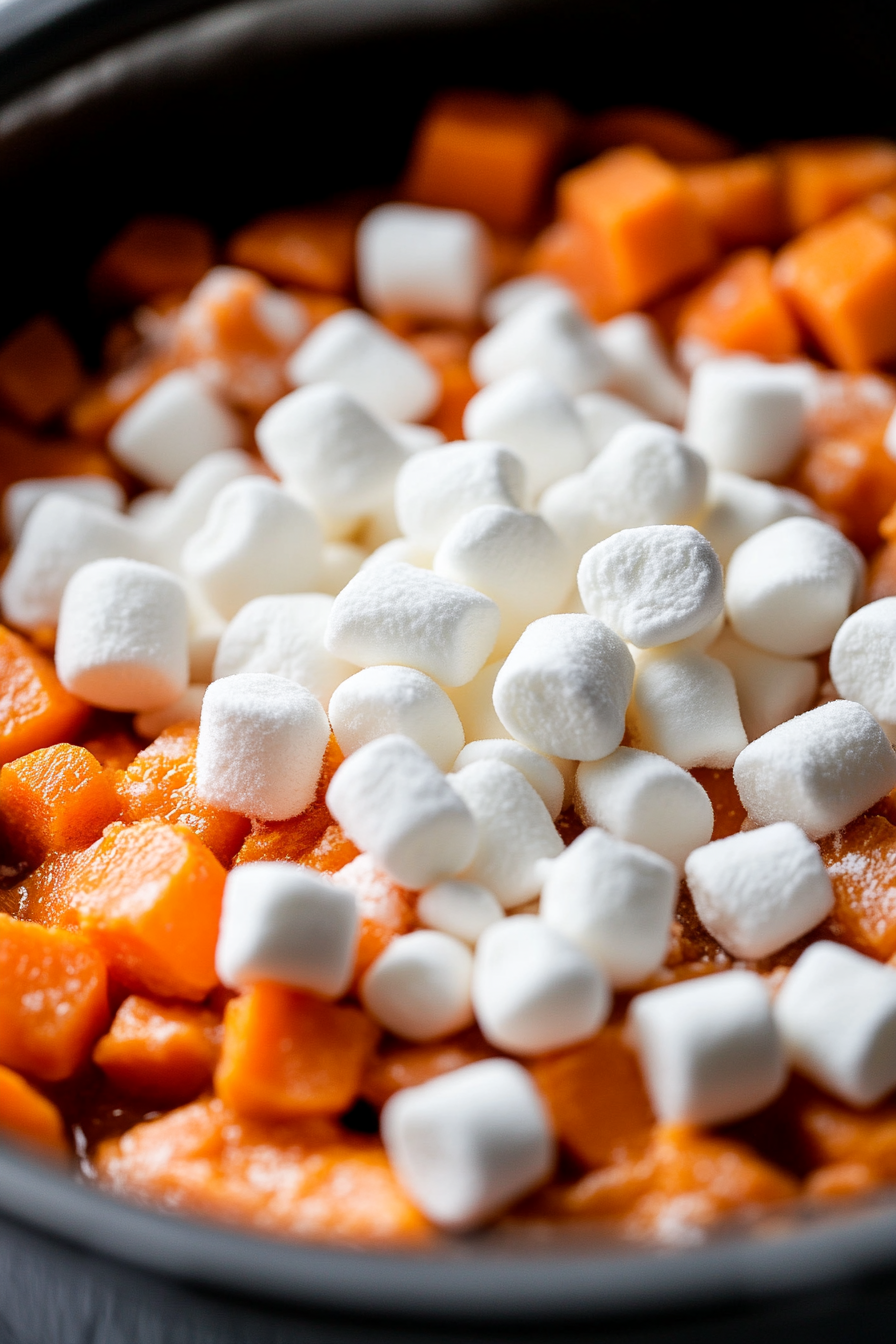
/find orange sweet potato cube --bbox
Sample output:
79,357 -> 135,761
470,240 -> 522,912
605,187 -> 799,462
682,155 -> 784,249
232,733 -> 341,866
0,625 -> 88,766
0,742 -> 121,863
792,437 -> 896,552
0,1063 -> 67,1152
361,1031 -> 496,1109
820,815 -> 896,960
297,822 -> 359,876
584,106 -> 735,163
335,853 -> 417,981
227,207 -> 357,294
215,984 -> 379,1120
689,767 -> 748,841
93,994 -> 222,1102
91,216 -> 215,302
525,219 -> 619,320
0,317 -> 83,427
778,139 -> 896,233
677,249 -> 801,361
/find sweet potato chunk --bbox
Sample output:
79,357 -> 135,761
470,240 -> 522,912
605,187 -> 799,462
361,1029 -> 496,1109
677,249 -> 800,361
335,853 -> 417,980
0,743 -> 120,863
0,317 -> 83,426
584,106 -> 735,163
0,1064 -> 67,1152
791,437 -> 896,552
91,216 -> 214,302
0,625 -> 88,766
93,994 -> 222,1102
227,206 -> 357,293
778,139 -> 896,233
233,733 -> 342,866
297,823 -> 359,876
682,155 -> 783,249
819,815 -> 896,960
690,767 -> 748,841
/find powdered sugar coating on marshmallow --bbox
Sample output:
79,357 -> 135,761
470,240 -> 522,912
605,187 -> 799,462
357,203 -> 489,324
452,739 -> 564,820
361,930 -> 474,1041
584,421 -> 708,534
470,291 -> 610,396
829,598 -> 896,741
628,649 -> 748,769
328,665 -> 464,770
109,369 -> 242,488
462,370 -> 590,500
394,441 -> 526,550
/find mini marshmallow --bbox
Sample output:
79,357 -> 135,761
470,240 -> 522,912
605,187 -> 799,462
540,827 -> 677,987
685,823 -> 833,960
830,598 -> 896,741
381,1058 -> 554,1229
286,308 -> 439,423
584,422 -> 708,533
578,524 -> 723,648
325,563 -> 500,688
387,422 -> 445,453
470,291 -> 610,397
685,358 -> 806,478
141,449 -> 257,568
417,880 -> 504,945
328,665 -> 464,770
361,930 -> 474,1040
775,941 -> 896,1106
316,542 -> 366,596
700,469 -> 817,566
733,700 -> 896,839
472,915 -> 610,1054
434,506 -> 572,656
186,586 -> 226,683
492,614 -> 634,761
574,390 -> 650,459
256,383 -> 406,519
461,370 -> 590,500
361,538 -> 434,571
452,740 -> 564,820
394,441 -> 526,550
55,558 -> 189,712
628,649 -> 748,769
3,476 -> 125,545
357,203 -> 489,323
725,516 -> 862,657
326,734 -> 477,888
630,970 -> 787,1126
482,274 -> 572,326
109,369 -> 242,488
181,477 -> 322,620
134,683 -> 207,739
538,472 -> 609,562
213,593 -> 356,709
576,746 -> 714,871
446,658 -> 511,743
195,672 -> 330,821
216,862 -> 358,998
710,629 -> 818,741
448,759 -> 563,907
598,312 -> 688,425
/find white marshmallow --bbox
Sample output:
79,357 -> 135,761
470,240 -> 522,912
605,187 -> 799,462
109,369 -> 242,488
416,880 -> 504,945
181,477 -> 322,621
361,538 -> 434,571
195,672 -> 330,821
537,472 -> 609,562
470,291 -> 611,397
584,422 -> 708,532
186,586 -> 226,683
452,740 -> 564,820
578,524 -> 723,649
256,383 -> 406,520
286,309 -> 439,423
628,649 -> 748,769
733,700 -> 896,839
394,441 -> 526,550
472,915 -> 610,1054
540,827 -> 677,987
685,358 -> 806,478
598,313 -> 688,425
775,941 -> 896,1107
3,476 -> 125,545
725,516 -> 862,657
316,541 -> 366,596
128,490 -> 169,526
576,746 -> 714,871
630,970 -> 787,1126
328,665 -> 464,770
216,862 -> 358,998
700,469 -> 817,567
357,203 -> 489,323
492,614 -> 634,761
387,421 -> 445,453
574,390 -> 650,459
55,558 -> 189,712
381,1058 -> 554,1229
361,930 -> 474,1041
324,563 -> 500,688
140,449 -> 257,568
461,371 -> 590,501
326,734 -> 477,888
134,683 -> 207,739
448,760 -> 563,908
446,658 -> 511,743
830,598 -> 896,742
710,629 -> 818,741
482,274 -> 572,326
685,823 -> 833,960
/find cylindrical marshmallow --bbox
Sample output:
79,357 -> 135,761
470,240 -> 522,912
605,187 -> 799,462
452,740 -> 564,820
416,880 -> 504,946
3,476 -> 125,546
710,629 -> 818,742
446,659 -> 511,744
482,274 -> 572,326
598,312 -> 688,425
470,291 -> 610,397
328,665 -> 464,771
134,683 -> 207,740
142,449 -> 257,569
700,469 -> 817,567
574,390 -> 650,459
394,441 -> 526,549
357,203 -> 489,323
109,369 -> 242,488
685,357 -> 806,478
830,598 -> 896,742
584,422 -> 708,532
628,649 -> 748,769
361,930 -> 474,1041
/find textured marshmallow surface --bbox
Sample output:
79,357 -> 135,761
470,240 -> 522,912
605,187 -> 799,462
326,734 -> 477,888
143,449 -> 257,569
216,862 -> 358,998
361,930 -> 474,1041
328,665 -> 464,770
109,369 -> 242,488
578,524 -> 723,648
540,827 -> 677,987
538,472 -> 610,563
685,823 -> 833,960
195,672 -> 330,821
700,469 -> 816,567
629,649 -> 748,769
685,357 -> 806,478
452,740 -> 564,819
357,203 -> 489,323
492,614 -> 634,761
584,422 -> 708,533
416,880 -> 504,945
598,313 -> 688,425
470,291 -> 610,396
830,598 -> 896,740
381,1058 -> 554,1229
324,562 -> 500,687
361,538 -> 434,571
733,700 -> 896,839
394,441 -> 526,549
462,370 -> 590,500
574,390 -> 650,459
710,629 -> 818,741
56,558 -> 190,712
3,476 -> 125,545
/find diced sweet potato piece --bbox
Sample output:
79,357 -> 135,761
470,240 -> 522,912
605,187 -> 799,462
286,288 -> 352,328
819,815 -> 896,960
791,437 -> 896,551
804,370 -> 896,449
228,207 -> 357,293
0,743 -> 121,863
215,985 -> 379,1120
778,139 -> 896,233
361,1029 -> 496,1109
677,249 -> 800,361
335,853 -> 417,980
298,822 -> 360,875
91,216 -> 215,302
584,106 -> 735,163
93,994 -> 222,1102
0,1063 -> 67,1152
0,422 -> 118,493
689,767 -> 748,841
0,317 -> 83,427
82,728 -> 141,770
423,360 -> 479,441
0,625 -> 88,766
682,155 -> 783,249
525,219 -> 619,320
804,1162 -> 879,1199
795,1090 -> 896,1179
232,733 -> 342,866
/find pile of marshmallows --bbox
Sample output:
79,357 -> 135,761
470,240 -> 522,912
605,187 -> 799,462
7,202 -> 896,1232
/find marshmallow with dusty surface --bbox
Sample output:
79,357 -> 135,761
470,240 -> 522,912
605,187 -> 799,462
381,1058 -> 554,1230
493,614 -> 634,762
195,672 -> 330,821
574,390 -> 650,459
482,274 -> 572,326
628,649 -> 747,769
417,880 -> 504,945
538,472 -> 610,562
134,683 -> 207,739
630,970 -> 787,1126
287,308 -> 439,423
316,542 -> 366,596
584,422 -> 708,533
325,563 -> 500,687
213,593 -> 356,709
327,734 -> 477,888
394,441 -> 526,550
700,469 -> 816,566
576,746 -> 714,871
328,665 -> 464,770
216,862 -> 358,998
453,740 -> 564,820
725,516 -> 862,657
447,659 -> 511,743
710,629 -> 817,741
140,449 -> 257,569
830,598 -> 896,742
357,203 -> 489,323
55,558 -> 189,712
733,699 -> 896,838
3,476 -> 125,545
361,930 -> 474,1040
598,312 -> 688,425
540,827 -> 677,987
109,370 -> 242,488
472,914 -> 610,1055
470,291 -> 610,396
685,823 -> 833,960
775,941 -> 896,1106
448,759 -> 563,907
462,370 -> 590,500
685,358 -> 806,478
